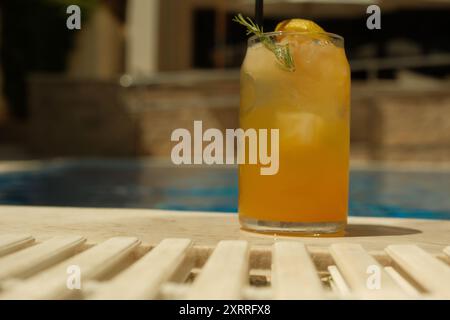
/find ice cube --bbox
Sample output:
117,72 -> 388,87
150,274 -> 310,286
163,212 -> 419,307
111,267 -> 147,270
277,112 -> 325,146
242,43 -> 281,79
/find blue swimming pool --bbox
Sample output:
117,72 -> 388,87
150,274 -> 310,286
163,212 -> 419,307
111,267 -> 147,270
0,160 -> 449,220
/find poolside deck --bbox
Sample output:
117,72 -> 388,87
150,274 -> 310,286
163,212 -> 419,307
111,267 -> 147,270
0,205 -> 449,250
0,205 -> 449,299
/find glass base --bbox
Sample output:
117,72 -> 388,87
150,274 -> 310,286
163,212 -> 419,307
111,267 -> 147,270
239,216 -> 346,237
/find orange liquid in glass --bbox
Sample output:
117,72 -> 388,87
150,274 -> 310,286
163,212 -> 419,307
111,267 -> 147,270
239,35 -> 350,224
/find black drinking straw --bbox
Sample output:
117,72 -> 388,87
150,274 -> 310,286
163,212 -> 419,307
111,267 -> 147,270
255,0 -> 264,28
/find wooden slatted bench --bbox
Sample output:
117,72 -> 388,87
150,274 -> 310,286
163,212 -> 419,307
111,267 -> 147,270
0,205 -> 449,300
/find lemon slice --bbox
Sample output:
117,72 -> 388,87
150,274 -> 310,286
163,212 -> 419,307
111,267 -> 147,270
275,19 -> 329,44
275,19 -> 325,34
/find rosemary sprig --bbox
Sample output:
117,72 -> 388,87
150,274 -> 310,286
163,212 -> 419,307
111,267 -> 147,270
233,14 -> 295,72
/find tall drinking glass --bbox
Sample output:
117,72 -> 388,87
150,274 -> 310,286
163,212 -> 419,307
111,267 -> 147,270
239,31 -> 350,235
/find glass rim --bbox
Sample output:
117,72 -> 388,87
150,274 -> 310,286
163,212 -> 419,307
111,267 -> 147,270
248,31 -> 344,45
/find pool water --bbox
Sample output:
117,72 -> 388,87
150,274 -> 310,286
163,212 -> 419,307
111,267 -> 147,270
0,160 -> 449,220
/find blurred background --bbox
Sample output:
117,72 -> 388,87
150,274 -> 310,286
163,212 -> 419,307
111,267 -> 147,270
0,0 -> 449,218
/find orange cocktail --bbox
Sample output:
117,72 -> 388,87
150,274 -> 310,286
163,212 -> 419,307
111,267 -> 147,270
239,28 -> 350,235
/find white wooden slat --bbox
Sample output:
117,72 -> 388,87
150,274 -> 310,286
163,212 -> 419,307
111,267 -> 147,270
328,265 -> 351,297
384,266 -> 420,298
186,240 -> 249,299
385,245 -> 450,298
272,242 -> 325,299
243,287 -> 272,300
0,237 -> 139,299
161,283 -> 273,300
89,238 -> 192,299
160,283 -> 189,300
0,235 -> 34,257
330,243 -> 406,299
444,246 -> 450,258
0,236 -> 86,281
